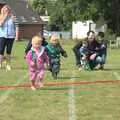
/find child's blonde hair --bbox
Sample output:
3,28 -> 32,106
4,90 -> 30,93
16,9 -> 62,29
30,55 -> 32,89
32,35 -> 43,45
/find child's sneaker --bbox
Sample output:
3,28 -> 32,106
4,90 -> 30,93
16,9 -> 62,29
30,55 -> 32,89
31,86 -> 36,91
37,82 -> 44,88
52,72 -> 57,79
40,82 -> 44,87
6,64 -> 11,71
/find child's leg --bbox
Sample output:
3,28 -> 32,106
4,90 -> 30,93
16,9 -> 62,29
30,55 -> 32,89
52,61 -> 60,79
37,70 -> 45,87
29,71 -> 37,90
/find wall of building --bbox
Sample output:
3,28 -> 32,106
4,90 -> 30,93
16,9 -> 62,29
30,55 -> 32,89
18,24 -> 43,40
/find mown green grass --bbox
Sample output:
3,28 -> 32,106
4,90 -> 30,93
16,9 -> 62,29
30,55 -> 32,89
0,41 -> 120,120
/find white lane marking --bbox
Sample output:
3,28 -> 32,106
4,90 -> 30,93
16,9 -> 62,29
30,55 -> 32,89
68,71 -> 76,120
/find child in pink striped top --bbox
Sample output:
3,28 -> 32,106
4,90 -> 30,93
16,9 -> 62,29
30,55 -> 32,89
26,35 -> 49,90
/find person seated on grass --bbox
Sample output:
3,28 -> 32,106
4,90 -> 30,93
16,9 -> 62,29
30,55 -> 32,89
95,31 -> 108,70
83,31 -> 105,70
24,35 -> 48,57
79,40 -> 91,71
26,35 -> 49,91
45,34 -> 67,79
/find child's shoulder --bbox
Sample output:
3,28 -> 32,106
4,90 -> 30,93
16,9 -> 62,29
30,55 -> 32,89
46,43 -> 53,48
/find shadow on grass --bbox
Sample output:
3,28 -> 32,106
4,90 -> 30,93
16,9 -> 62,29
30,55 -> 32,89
40,86 -> 70,91
95,68 -> 120,71
58,76 -> 81,79
12,67 -> 28,70
89,67 -> 120,71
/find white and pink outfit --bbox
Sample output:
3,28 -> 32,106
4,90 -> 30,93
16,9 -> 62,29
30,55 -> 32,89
26,46 -> 49,82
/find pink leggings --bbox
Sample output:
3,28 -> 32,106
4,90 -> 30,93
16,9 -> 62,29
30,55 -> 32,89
29,70 -> 45,81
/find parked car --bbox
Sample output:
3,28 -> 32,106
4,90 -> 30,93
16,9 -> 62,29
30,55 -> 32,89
43,30 -> 51,38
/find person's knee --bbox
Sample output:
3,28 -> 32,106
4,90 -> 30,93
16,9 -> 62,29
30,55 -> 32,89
102,54 -> 107,64
96,56 -> 104,64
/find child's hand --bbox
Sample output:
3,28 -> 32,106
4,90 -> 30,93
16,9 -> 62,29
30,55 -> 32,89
82,55 -> 86,60
63,52 -> 67,58
24,54 -> 26,59
101,44 -> 105,48
46,64 -> 51,71
95,47 -> 99,50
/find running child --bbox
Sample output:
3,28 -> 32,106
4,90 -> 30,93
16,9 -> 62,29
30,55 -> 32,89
26,35 -> 49,90
45,34 -> 67,79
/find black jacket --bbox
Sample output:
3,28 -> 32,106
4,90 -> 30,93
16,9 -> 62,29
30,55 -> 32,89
25,40 -> 48,55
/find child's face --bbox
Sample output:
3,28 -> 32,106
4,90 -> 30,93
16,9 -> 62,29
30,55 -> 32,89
83,43 -> 88,47
50,34 -> 58,45
97,36 -> 104,43
32,39 -> 41,50
51,39 -> 58,45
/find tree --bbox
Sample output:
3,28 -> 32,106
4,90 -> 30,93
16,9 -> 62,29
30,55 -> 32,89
49,0 -> 98,30
29,0 -> 120,34
94,0 -> 120,35
29,0 -> 49,15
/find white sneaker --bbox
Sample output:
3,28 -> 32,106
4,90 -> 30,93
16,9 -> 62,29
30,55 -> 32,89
36,82 -> 44,88
40,83 -> 44,88
6,65 -> 11,71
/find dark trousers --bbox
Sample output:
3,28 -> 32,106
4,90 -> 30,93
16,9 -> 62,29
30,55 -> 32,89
49,58 -> 60,73
0,37 -> 14,55
73,49 -> 81,67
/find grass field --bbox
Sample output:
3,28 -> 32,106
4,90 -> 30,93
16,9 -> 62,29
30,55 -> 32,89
0,41 -> 120,120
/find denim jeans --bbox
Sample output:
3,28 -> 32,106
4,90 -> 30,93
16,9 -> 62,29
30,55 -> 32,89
95,55 -> 106,65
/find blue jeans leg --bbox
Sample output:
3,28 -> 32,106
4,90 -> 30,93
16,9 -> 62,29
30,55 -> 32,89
95,56 -> 104,65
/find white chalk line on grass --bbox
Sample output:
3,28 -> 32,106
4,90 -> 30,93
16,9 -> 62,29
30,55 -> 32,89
113,72 -> 120,80
68,71 -> 76,120
0,73 -> 28,104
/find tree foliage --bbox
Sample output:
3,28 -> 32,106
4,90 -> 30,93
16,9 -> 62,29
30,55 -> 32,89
29,0 -> 120,34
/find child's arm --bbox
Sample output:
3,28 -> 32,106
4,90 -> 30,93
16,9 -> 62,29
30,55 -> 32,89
26,51 -> 35,66
95,44 -> 106,53
44,51 -> 49,64
79,47 -> 84,56
43,51 -> 50,69
58,44 -> 67,58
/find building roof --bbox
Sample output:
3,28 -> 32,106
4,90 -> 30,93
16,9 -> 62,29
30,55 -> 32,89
0,0 -> 44,25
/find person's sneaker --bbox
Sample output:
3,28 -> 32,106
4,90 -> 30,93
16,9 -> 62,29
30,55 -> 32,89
99,65 -> 104,70
31,86 -> 36,91
6,65 -> 11,71
78,67 -> 83,71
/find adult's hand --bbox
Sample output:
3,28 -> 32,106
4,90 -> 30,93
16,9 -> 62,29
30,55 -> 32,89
90,53 -> 97,60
